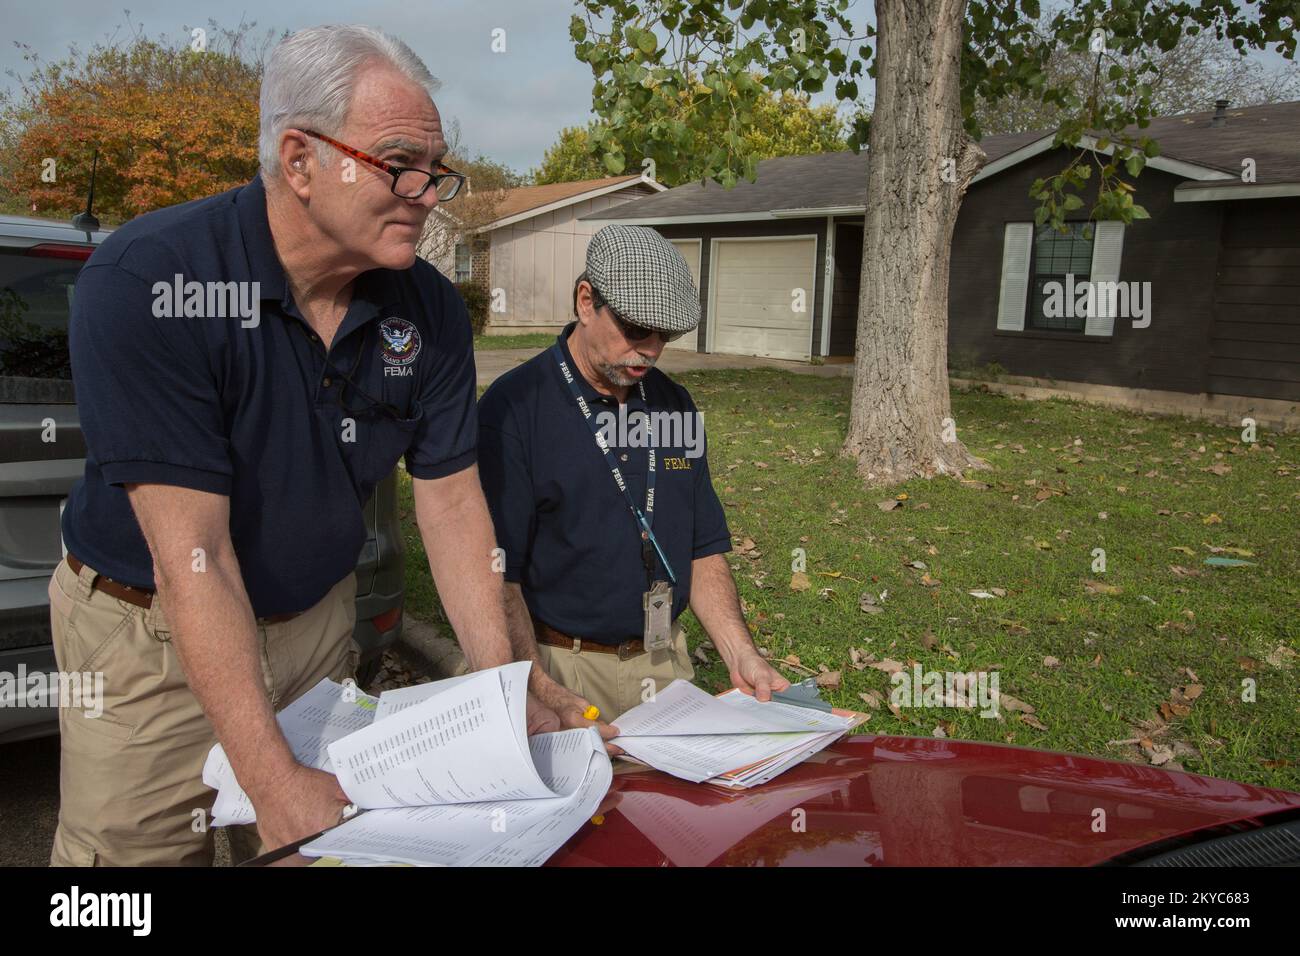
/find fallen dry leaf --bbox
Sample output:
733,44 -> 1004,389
995,692 -> 1035,714
1148,747 -> 1175,767
1206,545 -> 1254,557
815,670 -> 841,691
1083,579 -> 1121,595
858,689 -> 884,709
1265,645 -> 1297,668
858,592 -> 883,615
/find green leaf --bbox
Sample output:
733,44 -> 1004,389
602,152 -> 625,175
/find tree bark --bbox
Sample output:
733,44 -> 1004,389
843,0 -> 989,485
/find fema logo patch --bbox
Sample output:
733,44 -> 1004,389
379,317 -> 421,367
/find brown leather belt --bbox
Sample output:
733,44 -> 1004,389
533,618 -> 646,661
65,553 -> 302,624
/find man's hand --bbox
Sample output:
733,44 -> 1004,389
535,682 -> 623,756
728,651 -> 791,702
253,765 -> 351,851
526,692 -> 562,735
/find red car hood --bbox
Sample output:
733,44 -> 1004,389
547,735 -> 1300,866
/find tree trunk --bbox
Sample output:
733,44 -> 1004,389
843,0 -> 989,485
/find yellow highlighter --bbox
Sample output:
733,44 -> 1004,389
583,705 -> 600,721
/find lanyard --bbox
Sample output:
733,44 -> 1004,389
551,344 -> 676,586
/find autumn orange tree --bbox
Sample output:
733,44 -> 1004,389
0,22 -> 278,223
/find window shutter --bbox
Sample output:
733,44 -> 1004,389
1085,221 -> 1125,337
996,223 -> 1033,331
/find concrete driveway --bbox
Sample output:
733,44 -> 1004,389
475,346 -> 853,389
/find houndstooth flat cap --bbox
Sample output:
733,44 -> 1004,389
585,225 -> 700,333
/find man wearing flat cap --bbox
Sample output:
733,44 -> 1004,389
478,225 -> 789,740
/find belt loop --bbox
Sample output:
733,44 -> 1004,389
73,559 -> 98,603
571,638 -> 582,655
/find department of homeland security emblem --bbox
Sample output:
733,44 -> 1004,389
379,317 -> 421,367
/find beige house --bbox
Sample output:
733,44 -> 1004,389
437,174 -> 668,335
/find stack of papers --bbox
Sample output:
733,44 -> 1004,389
610,680 -> 865,787
202,661 -> 612,866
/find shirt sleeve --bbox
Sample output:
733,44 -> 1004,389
691,415 -> 732,558
476,401 -> 535,583
69,256 -> 233,495
404,280 -> 478,479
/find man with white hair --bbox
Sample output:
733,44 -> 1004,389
51,24 -> 553,866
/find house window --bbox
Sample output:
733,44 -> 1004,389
1028,223 -> 1092,331
454,241 -> 472,283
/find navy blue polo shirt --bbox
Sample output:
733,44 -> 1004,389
62,176 -> 477,617
477,323 -> 731,644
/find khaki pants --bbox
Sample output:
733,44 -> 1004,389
537,623 -> 695,721
47,556 -> 358,867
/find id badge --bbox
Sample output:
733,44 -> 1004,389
642,580 -> 673,651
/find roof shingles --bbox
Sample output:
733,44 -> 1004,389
584,100 -> 1300,221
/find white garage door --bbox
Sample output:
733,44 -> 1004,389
667,239 -> 701,351
708,237 -> 816,361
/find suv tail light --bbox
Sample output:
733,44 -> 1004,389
26,243 -> 94,261
370,606 -> 402,635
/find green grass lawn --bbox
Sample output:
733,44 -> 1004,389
473,333 -> 554,351
396,370 -> 1300,790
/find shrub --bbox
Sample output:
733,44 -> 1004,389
454,280 -> 491,336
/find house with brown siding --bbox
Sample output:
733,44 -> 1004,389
430,174 -> 665,333
583,101 -> 1300,426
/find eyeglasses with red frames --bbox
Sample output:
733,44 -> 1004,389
299,129 -> 466,201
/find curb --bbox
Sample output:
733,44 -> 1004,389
393,613 -> 468,680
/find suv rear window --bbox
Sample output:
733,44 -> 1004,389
0,245 -> 89,400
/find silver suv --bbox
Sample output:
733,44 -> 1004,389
0,211 -> 406,743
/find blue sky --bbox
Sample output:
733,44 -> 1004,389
1,1 -> 1290,177
0,1 -> 631,175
